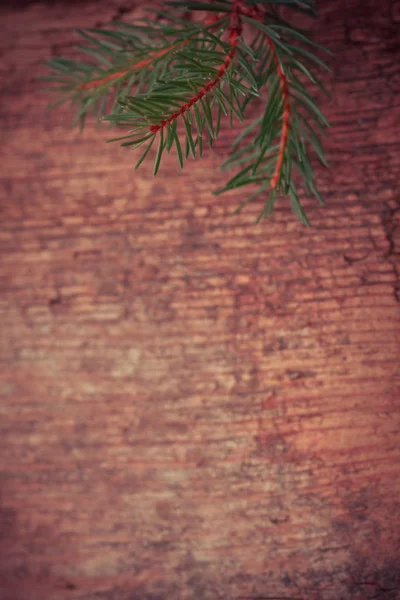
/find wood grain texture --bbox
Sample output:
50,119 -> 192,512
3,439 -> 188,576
0,1 -> 400,599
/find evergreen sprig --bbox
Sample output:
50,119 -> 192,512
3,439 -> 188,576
43,0 -> 331,225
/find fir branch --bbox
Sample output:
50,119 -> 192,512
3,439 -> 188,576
42,0 -> 331,226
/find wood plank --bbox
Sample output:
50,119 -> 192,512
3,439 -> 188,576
0,1 -> 399,599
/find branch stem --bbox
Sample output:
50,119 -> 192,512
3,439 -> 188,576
266,38 -> 290,189
241,2 -> 290,190
148,1 -> 243,134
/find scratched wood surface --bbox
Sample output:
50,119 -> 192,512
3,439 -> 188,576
0,1 -> 400,599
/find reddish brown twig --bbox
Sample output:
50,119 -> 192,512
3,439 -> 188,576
79,6 -> 223,93
147,0 -> 290,193
237,1 -> 290,190
148,2 -> 243,134
79,41 -> 188,91
266,39 -> 290,189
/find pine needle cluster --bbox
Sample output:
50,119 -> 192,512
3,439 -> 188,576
43,0 -> 331,225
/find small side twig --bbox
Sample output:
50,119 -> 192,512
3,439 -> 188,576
80,41 -> 188,90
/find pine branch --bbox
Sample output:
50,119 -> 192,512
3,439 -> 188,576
42,0 -> 331,225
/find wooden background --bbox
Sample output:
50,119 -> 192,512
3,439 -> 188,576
1,1 -> 400,599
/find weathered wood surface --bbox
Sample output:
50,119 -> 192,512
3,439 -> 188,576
0,1 -> 399,599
